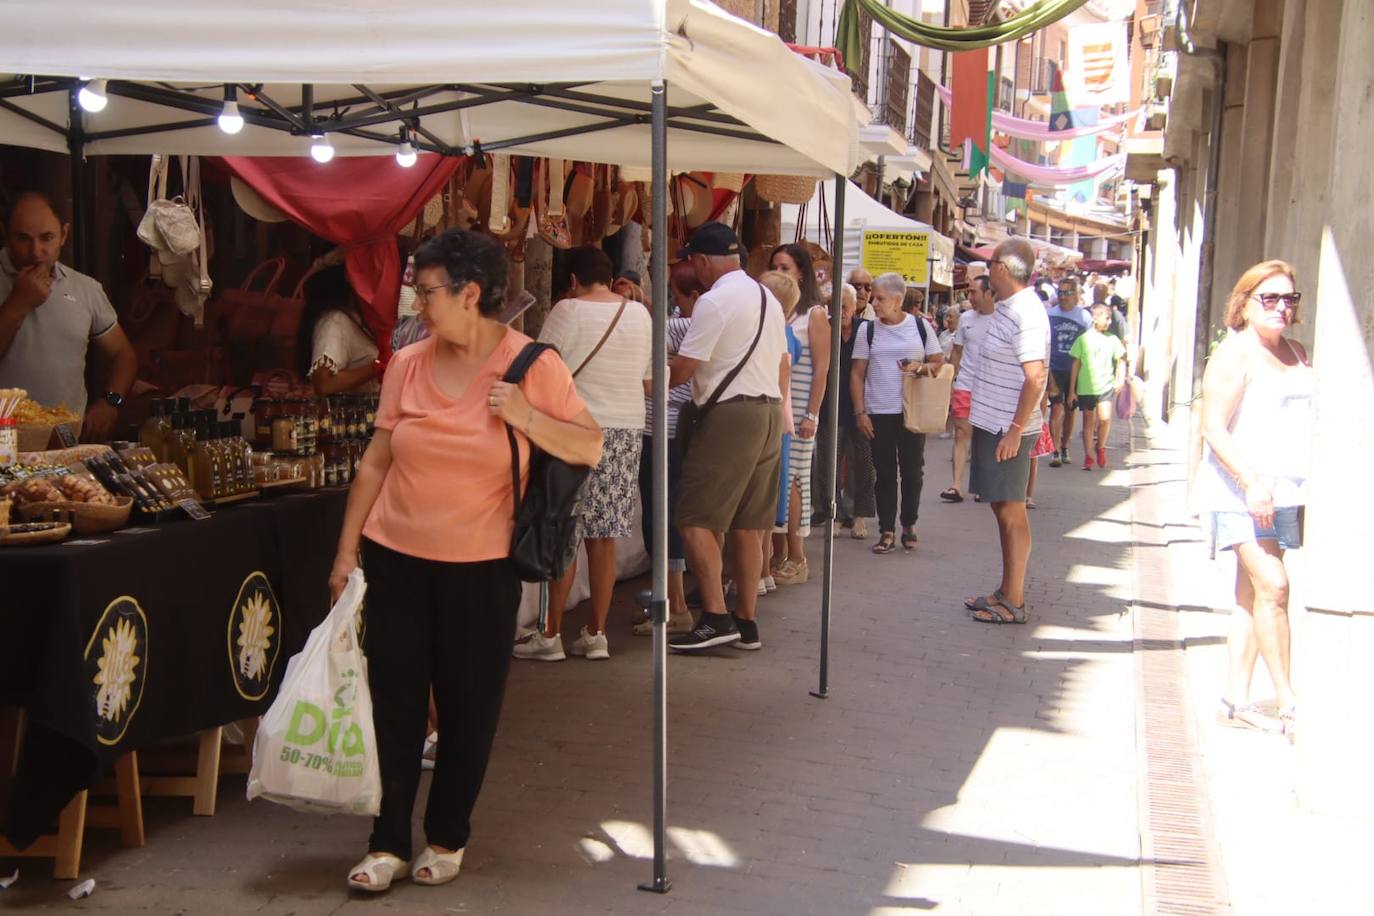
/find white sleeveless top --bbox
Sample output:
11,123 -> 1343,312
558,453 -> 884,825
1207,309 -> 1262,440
1195,338 -> 1313,511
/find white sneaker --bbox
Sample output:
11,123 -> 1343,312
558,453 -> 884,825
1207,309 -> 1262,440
513,631 -> 565,661
569,626 -> 610,660
763,576 -> 777,593
421,731 -> 438,770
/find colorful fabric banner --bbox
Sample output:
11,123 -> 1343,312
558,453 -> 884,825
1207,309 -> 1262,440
951,48 -> 991,177
989,144 -> 1126,185
1066,21 -> 1129,106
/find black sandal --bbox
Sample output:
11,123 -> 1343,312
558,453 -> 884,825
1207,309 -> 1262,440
872,532 -> 897,555
939,487 -> 963,503
901,528 -> 918,551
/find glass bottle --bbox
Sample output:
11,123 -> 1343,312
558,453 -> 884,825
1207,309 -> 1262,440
231,414 -> 255,493
271,400 -> 298,456
188,412 -> 216,499
140,399 -> 171,462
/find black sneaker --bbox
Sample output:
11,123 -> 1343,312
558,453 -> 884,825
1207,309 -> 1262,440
669,612 -> 740,652
732,616 -> 761,651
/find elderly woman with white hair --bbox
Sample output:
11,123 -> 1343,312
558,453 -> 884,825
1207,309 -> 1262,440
812,281 -> 877,538
849,271 -> 943,554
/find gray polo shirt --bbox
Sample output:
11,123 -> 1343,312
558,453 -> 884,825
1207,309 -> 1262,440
0,248 -> 118,416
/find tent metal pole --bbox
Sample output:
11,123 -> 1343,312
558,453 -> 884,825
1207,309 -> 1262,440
811,175 -> 846,701
638,78 -> 672,897
66,87 -> 88,273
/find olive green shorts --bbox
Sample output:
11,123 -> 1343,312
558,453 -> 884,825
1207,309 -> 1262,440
676,397 -> 783,533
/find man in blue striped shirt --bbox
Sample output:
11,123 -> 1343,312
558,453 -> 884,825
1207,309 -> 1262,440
966,238 -> 1050,625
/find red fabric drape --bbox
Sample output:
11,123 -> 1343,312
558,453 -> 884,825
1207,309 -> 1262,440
950,48 -> 991,154
221,154 -> 460,357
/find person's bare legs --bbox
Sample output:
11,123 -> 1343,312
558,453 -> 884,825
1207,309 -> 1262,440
1055,401 -> 1077,456
1081,406 -> 1097,464
951,417 -> 972,493
991,500 -> 1032,608
668,570 -> 688,619
1026,456 -> 1039,500
786,478 -> 806,565
1096,401 -> 1113,460
543,553 -> 578,637
729,528 -> 765,621
1233,540 -> 1296,708
1227,560 -> 1261,704
583,538 -> 618,636
682,526 -> 726,615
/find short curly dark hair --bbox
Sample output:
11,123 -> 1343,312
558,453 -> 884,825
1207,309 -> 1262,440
412,229 -> 509,318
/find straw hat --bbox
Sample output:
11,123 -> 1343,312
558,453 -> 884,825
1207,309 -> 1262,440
230,176 -> 288,223
673,173 -> 714,229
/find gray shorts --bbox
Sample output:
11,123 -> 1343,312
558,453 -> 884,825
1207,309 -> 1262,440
969,426 -> 1039,503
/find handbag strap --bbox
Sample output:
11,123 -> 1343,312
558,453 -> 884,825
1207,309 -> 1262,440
502,342 -> 559,520
697,283 -> 768,416
570,298 -> 628,378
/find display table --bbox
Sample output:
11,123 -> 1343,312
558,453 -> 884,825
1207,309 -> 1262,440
0,488 -> 346,851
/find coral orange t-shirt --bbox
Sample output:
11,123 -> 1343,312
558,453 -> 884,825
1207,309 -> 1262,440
362,330 -> 586,563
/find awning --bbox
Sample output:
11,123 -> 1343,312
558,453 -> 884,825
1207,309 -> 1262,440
0,0 -> 857,176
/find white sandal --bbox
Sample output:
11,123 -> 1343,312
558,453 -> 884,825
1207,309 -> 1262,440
347,852 -> 409,892
412,846 -> 465,886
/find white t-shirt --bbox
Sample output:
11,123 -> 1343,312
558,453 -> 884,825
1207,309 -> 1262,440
951,309 -> 994,393
850,313 -> 941,416
539,296 -> 652,429
677,269 -> 787,405
969,286 -> 1050,435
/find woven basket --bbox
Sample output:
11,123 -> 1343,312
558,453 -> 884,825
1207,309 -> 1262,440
754,173 -> 818,205
712,172 -> 745,192
19,496 -> 133,535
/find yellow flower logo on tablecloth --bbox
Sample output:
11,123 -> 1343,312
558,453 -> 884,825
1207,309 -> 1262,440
83,597 -> 149,746
237,591 -> 275,682
228,572 -> 282,701
94,617 -> 141,723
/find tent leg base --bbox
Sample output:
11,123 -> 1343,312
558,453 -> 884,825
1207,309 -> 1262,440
809,688 -> 830,699
638,878 -> 673,894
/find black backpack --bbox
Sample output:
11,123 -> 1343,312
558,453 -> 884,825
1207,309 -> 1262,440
502,342 -> 591,582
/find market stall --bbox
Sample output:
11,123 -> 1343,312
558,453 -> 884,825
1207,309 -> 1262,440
0,0 -> 860,890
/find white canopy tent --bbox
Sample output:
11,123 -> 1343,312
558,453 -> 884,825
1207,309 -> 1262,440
781,178 -> 955,287
0,0 -> 854,176
0,0 -> 861,893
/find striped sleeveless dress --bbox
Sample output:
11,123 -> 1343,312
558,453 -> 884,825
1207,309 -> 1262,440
787,307 -> 824,533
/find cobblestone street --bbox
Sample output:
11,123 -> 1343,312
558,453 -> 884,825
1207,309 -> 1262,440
4,422 -> 1244,914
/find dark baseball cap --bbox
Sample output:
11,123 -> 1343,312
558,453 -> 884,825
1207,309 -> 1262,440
677,222 -> 741,258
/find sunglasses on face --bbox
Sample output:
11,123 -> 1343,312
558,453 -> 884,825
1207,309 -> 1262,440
852,282 -> 872,290
1251,292 -> 1301,311
1058,288 -> 1076,295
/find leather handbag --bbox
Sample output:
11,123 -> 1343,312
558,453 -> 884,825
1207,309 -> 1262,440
503,343 -> 592,583
675,284 -> 767,456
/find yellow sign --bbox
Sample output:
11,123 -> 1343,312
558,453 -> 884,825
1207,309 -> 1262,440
861,231 -> 931,287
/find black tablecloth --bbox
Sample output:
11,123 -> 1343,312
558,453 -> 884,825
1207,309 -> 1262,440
0,488 -> 347,847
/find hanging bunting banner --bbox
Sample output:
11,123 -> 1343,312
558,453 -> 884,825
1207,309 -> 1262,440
990,144 -> 1126,185
1066,21 -> 1130,106
935,83 -> 1141,139
951,48 -> 992,178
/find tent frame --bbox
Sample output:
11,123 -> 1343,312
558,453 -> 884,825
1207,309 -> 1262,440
4,75 -> 850,898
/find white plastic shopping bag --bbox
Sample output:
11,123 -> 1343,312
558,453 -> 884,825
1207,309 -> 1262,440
247,569 -> 381,816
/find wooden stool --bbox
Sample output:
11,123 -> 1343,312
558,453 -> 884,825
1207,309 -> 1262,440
0,752 -> 145,879
137,718 -> 259,817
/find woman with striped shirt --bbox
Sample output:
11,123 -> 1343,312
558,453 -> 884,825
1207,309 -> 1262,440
767,244 -> 831,586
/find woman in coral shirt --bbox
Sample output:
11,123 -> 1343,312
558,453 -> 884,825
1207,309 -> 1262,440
329,230 -> 602,893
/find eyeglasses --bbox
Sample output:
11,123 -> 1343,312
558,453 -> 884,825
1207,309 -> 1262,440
852,282 -> 872,290
1251,292 -> 1301,311
412,283 -> 452,304
1057,288 -> 1077,295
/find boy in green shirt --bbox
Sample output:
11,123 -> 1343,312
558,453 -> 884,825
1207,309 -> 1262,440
1068,305 -> 1127,470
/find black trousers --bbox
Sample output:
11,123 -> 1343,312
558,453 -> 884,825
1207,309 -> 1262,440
869,414 -> 927,533
360,538 -> 521,860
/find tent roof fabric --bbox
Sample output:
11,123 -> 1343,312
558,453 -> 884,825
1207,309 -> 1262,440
781,178 -> 945,239
0,0 -> 857,176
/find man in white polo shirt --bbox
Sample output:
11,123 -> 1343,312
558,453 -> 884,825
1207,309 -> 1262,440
0,191 -> 137,441
965,237 -> 1049,625
666,223 -> 787,653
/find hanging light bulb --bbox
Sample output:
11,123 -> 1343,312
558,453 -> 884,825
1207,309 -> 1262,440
395,127 -> 417,168
77,79 -> 108,113
310,133 -> 335,163
218,84 -> 244,135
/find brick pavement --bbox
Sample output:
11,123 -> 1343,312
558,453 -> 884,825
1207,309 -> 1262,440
5,428 -> 1162,914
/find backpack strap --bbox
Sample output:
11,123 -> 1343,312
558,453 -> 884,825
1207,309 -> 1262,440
865,318 -> 874,350
697,283 -> 767,416
503,341 -> 560,519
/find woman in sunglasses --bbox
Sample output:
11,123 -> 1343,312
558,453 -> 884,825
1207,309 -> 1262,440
1196,260 -> 1311,742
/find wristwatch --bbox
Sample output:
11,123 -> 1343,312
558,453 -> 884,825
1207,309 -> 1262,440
804,411 -> 819,423
103,390 -> 124,408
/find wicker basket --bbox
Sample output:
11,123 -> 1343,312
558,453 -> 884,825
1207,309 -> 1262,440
19,496 -> 134,535
712,172 -> 745,192
753,173 -> 818,205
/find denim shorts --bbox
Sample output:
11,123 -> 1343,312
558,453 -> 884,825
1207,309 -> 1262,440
1212,507 -> 1303,554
